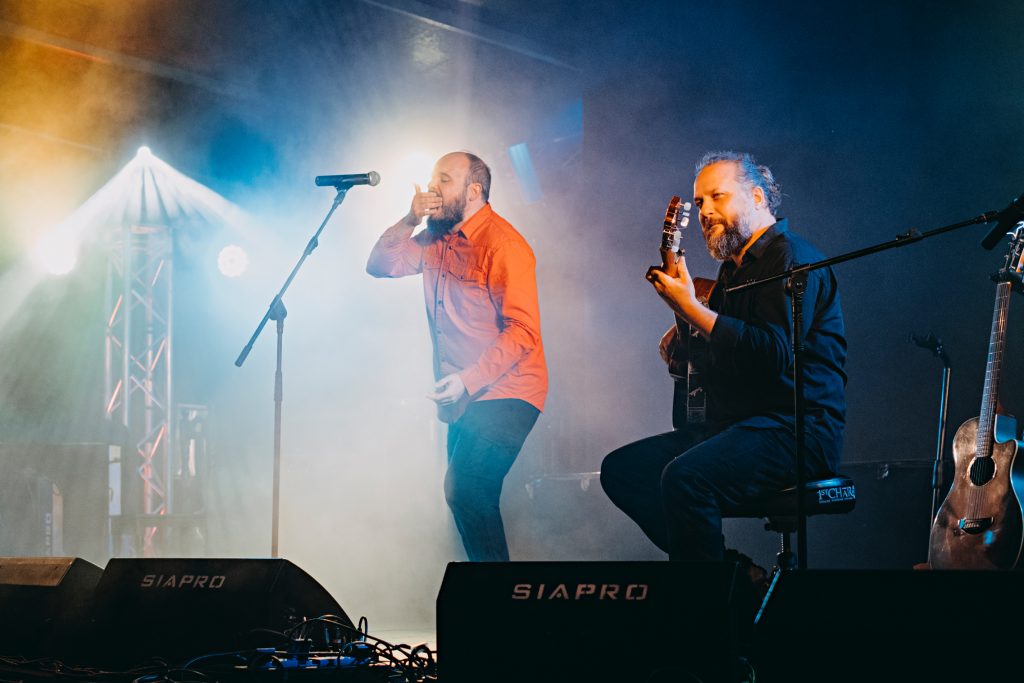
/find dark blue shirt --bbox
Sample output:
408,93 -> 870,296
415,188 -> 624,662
704,219 -> 847,461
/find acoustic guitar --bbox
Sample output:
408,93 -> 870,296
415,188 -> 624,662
650,196 -> 716,427
928,224 -> 1024,569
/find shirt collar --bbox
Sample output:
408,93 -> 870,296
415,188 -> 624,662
742,218 -> 787,263
456,203 -> 493,242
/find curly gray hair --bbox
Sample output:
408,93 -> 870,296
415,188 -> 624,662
695,151 -> 781,214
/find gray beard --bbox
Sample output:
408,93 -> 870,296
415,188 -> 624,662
704,216 -> 755,261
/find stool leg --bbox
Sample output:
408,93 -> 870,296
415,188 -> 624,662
777,531 -> 797,572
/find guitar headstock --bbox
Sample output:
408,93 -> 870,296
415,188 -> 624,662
658,196 -> 693,278
1000,224 -> 1024,295
662,196 -> 693,255
1009,223 -> 1024,273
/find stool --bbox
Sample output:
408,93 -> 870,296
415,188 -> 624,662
734,476 -> 856,572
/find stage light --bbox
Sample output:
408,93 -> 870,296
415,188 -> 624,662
137,145 -> 152,159
394,151 -> 436,190
217,244 -> 248,278
508,143 -> 542,204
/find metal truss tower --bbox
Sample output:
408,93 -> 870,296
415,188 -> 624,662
88,147 -> 238,556
103,176 -> 175,557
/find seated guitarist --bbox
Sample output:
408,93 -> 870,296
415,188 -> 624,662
600,151 -> 847,583
366,151 -> 547,562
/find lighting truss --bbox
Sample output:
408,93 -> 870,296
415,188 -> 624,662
104,214 -> 175,557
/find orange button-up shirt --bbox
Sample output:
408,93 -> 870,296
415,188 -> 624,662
366,203 -> 547,414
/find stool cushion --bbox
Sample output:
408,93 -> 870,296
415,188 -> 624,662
730,476 -> 856,519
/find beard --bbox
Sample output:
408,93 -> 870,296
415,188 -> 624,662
702,212 -> 755,261
427,186 -> 468,236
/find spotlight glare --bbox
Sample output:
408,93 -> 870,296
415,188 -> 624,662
396,151 -> 436,189
30,235 -> 78,276
217,244 -> 248,278
137,145 -> 152,158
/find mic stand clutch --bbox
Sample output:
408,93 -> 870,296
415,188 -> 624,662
235,187 -> 350,558
727,210 -> 995,570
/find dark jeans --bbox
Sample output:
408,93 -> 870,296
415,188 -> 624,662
600,423 -> 836,562
445,398 -> 539,562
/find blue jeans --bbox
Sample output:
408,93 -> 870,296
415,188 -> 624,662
445,399 -> 539,561
600,423 -> 837,562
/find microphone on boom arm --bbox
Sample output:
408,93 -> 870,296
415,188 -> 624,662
314,171 -> 381,189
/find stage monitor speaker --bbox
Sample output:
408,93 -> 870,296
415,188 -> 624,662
0,556 -> 103,658
437,561 -> 754,683
80,558 -> 354,669
754,569 -> 1024,682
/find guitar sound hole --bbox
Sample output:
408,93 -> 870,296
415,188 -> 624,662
969,457 -> 996,486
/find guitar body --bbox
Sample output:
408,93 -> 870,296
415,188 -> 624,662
929,416 -> 1024,570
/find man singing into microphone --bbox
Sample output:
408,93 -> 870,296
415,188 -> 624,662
366,151 -> 547,562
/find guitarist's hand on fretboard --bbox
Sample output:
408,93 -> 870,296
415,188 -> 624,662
649,262 -> 697,322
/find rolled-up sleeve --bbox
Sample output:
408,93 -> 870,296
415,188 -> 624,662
366,221 -> 426,278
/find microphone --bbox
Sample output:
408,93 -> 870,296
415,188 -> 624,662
314,171 -> 381,189
981,190 -> 1024,250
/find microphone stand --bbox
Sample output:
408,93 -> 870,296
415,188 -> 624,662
235,187 -> 349,558
909,333 -> 952,524
726,209 -> 998,570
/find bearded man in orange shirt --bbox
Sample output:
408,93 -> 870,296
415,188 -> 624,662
367,151 -> 548,562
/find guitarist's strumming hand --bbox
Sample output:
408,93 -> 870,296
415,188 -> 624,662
646,256 -> 718,338
427,373 -> 467,406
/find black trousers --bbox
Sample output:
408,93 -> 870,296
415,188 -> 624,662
600,422 -> 837,561
444,398 -> 539,561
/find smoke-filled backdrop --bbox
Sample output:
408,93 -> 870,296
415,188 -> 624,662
1,0 -> 1023,630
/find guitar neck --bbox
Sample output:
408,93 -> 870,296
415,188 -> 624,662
673,313 -> 689,335
977,280 -> 1013,457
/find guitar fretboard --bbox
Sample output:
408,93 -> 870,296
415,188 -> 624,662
977,281 -> 1012,459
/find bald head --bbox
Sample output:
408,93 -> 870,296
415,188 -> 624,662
438,151 -> 491,203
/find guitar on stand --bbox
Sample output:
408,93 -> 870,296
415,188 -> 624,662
929,224 -> 1024,569
648,196 -> 717,429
